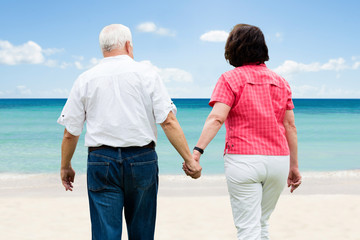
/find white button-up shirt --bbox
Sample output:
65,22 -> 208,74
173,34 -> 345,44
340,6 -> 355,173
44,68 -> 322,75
57,55 -> 176,147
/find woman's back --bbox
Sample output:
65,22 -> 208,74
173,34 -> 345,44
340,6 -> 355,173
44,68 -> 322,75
210,63 -> 294,155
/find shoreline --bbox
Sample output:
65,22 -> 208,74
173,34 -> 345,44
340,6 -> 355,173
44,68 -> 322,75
1,168 -> 360,179
1,170 -> 360,239
1,169 -> 360,197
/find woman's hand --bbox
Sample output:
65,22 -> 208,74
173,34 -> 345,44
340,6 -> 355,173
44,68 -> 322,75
182,151 -> 202,179
287,167 -> 302,193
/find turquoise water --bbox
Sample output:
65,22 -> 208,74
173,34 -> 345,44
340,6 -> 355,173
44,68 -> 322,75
0,99 -> 359,174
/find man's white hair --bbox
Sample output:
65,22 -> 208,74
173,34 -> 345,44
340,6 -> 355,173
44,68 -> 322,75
99,24 -> 132,52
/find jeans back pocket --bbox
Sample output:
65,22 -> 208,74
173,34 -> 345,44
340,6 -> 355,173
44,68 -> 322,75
131,159 -> 158,191
87,153 -> 111,192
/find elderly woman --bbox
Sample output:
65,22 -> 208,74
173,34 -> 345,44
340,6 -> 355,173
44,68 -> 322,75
185,24 -> 302,239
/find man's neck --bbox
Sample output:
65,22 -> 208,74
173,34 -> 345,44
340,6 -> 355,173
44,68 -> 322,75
103,49 -> 129,58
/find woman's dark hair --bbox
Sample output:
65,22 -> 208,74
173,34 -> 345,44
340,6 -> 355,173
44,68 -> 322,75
225,24 -> 269,67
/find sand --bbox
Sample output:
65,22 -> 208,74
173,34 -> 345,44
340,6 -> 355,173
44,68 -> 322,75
1,171 -> 360,240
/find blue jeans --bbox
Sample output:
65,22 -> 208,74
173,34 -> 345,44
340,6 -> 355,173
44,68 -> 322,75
87,147 -> 158,240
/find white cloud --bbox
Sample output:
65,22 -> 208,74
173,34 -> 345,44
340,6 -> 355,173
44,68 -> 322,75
0,90 -> 11,96
0,39 -> 94,70
16,85 -> 32,95
42,48 -> 64,55
0,40 -> 64,67
275,32 -> 284,42
273,58 -> 349,77
89,57 -> 101,65
44,59 -> 58,67
156,28 -> 174,36
24,88 -> 70,98
74,61 -> 84,70
44,59 -> 70,69
292,84 -> 360,98
138,60 -> 209,98
73,55 -> 85,61
73,56 -> 101,70
136,22 -> 175,36
42,88 -> 70,97
140,60 -> 193,83
353,62 -> 360,69
52,88 -> 70,96
321,58 -> 347,71
137,22 -> 157,32
274,57 -> 360,98
292,85 -> 319,98
317,85 -> 360,98
200,30 -> 229,42
160,68 -> 193,83
0,40 -> 44,65
165,84 -> 214,98
60,62 -> 71,69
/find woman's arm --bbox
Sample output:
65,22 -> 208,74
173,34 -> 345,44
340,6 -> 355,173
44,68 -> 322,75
283,110 -> 298,168
283,110 -> 302,193
183,102 -> 230,177
195,102 -> 231,151
184,102 -> 230,177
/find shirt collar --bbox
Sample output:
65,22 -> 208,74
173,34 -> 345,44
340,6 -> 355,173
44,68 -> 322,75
242,62 -> 266,67
101,54 -> 133,63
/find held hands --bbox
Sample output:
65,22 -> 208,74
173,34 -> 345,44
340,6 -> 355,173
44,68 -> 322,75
182,150 -> 202,179
287,167 -> 302,193
61,166 -> 76,191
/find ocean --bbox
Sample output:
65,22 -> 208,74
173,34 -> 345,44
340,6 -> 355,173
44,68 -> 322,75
0,99 -> 359,175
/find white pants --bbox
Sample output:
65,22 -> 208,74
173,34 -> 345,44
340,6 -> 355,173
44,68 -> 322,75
224,154 -> 289,240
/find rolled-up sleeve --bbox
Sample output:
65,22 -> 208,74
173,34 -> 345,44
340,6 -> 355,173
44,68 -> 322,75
209,74 -> 235,108
285,81 -> 295,110
150,72 -> 177,124
57,79 -> 86,136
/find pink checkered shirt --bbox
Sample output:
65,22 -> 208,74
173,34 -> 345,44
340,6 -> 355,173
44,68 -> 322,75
210,63 -> 294,155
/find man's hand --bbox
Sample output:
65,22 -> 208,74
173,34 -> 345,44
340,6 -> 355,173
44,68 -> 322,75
61,166 -> 75,191
182,150 -> 202,179
287,167 -> 302,193
60,129 -> 79,191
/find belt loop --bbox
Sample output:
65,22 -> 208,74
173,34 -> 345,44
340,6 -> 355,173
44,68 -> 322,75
118,147 -> 121,159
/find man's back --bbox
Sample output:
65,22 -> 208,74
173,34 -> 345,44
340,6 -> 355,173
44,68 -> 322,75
58,55 -> 175,147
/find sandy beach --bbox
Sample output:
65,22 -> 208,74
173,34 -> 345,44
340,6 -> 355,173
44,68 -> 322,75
1,171 -> 360,240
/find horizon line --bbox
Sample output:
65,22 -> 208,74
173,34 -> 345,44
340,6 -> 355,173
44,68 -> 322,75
1,97 -> 360,100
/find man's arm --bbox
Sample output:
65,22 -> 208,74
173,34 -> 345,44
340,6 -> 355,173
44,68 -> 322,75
160,111 -> 202,178
60,128 -> 79,191
283,110 -> 301,193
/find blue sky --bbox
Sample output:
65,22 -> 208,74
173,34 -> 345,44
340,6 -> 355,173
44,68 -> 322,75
0,0 -> 359,98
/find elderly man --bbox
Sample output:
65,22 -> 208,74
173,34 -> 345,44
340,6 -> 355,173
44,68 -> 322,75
58,24 -> 201,240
